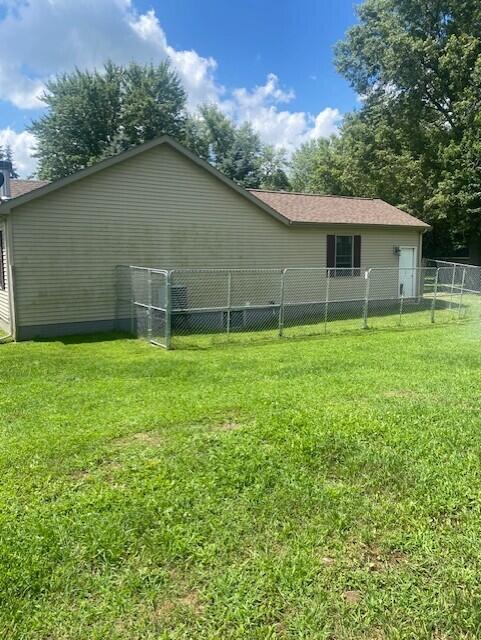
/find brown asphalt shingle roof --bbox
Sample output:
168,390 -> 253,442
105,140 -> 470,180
5,177 -> 429,230
249,189 -> 430,228
10,179 -> 49,199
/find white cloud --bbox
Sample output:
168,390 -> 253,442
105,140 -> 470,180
230,74 -> 342,153
308,108 -> 343,140
127,8 -> 221,107
0,128 -> 37,176
0,0 -> 220,110
0,1 -> 343,175
233,73 -> 295,108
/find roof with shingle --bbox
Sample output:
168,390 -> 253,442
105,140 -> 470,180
249,189 -> 430,228
10,179 -> 49,199
1,139 -> 429,231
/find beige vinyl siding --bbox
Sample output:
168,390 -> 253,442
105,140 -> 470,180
0,220 -> 10,331
10,143 -> 422,329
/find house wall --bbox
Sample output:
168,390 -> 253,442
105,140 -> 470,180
10,143 -> 422,339
0,218 -> 10,333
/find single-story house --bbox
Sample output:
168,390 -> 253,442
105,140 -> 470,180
0,135 -> 429,340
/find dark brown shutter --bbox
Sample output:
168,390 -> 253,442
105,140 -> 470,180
353,235 -> 361,270
327,235 -> 335,268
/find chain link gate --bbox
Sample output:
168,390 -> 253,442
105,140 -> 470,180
116,266 -> 170,348
118,263 -> 481,349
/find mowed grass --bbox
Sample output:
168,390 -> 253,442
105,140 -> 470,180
170,292 -> 481,349
2,325 -> 481,638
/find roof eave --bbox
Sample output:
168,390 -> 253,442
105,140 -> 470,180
288,220 -> 431,230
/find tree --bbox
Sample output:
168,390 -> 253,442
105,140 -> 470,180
30,61 -> 187,180
183,115 -> 210,162
0,145 -> 19,178
196,105 -> 236,168
30,60 -> 290,191
222,122 -> 263,188
190,105 -> 267,188
258,146 -> 290,191
289,137 -> 342,194
105,62 -> 187,156
333,0 -> 481,255
191,105 -> 292,190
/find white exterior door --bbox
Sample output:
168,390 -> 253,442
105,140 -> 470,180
399,247 -> 416,297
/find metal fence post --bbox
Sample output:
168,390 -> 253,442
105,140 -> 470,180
324,268 -> 330,334
363,269 -> 371,329
399,289 -> 404,326
458,268 -> 466,319
279,268 -> 286,337
449,265 -> 456,310
431,268 -> 439,323
147,268 -> 153,342
165,270 -> 172,350
130,267 -> 135,337
226,271 -> 232,336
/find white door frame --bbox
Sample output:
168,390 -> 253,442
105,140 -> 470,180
398,246 -> 418,297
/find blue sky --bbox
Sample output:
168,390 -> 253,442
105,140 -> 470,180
139,0 -> 359,114
0,0 -> 360,176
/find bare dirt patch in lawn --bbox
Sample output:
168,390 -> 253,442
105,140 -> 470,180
153,589 -> 204,621
359,542 -> 408,572
219,420 -> 242,431
70,468 -> 91,481
343,589 -> 362,605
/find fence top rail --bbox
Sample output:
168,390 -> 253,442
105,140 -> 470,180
125,265 -> 451,274
170,267 -> 284,273
167,267 -> 367,274
120,265 -> 170,275
429,259 -> 480,269
369,266 -> 437,271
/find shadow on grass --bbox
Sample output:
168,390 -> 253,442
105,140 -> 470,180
170,319 -> 467,352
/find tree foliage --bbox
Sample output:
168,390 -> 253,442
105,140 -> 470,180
257,146 -> 290,191
30,64 -> 291,191
189,105 -> 290,189
289,0 -> 481,255
290,138 -> 343,194
338,0 -> 481,250
30,61 -> 187,180
0,145 -> 19,178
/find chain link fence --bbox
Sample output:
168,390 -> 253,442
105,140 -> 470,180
117,262 -> 481,349
116,265 -> 170,347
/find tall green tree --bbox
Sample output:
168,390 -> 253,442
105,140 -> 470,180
195,105 -> 261,187
30,61 -> 186,180
290,137 -> 342,194
333,0 -> 481,255
0,145 -> 19,178
190,105 -> 290,189
105,62 -> 187,156
258,146 -> 290,191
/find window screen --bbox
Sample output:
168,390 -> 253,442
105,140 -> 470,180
335,235 -> 353,270
327,234 -> 361,276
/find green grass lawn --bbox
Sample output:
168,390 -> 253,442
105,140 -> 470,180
169,292 -> 481,349
2,324 -> 481,638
